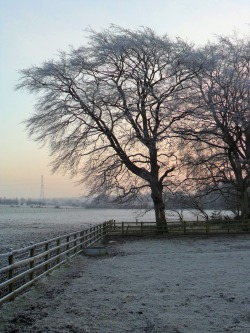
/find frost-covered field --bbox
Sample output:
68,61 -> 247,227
0,207 -> 157,253
0,206 -> 201,253
0,235 -> 250,332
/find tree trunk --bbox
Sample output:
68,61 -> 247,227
240,187 -> 249,230
150,184 -> 168,233
229,152 -> 249,224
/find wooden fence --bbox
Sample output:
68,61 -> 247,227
1,218 -> 249,305
109,220 -> 250,236
0,220 -> 113,305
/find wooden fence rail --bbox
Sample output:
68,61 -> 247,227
109,220 -> 250,236
0,220 -> 113,305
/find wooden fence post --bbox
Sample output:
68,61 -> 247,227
88,228 -> 91,245
29,246 -> 35,281
96,225 -> 99,241
74,234 -> 77,254
45,243 -> 49,272
122,222 -> 124,235
96,225 -> 98,241
205,220 -> 209,234
85,229 -> 89,247
141,222 -> 144,236
183,220 -> 186,234
8,253 -> 14,293
56,239 -> 61,264
84,230 -> 88,248
66,236 -> 70,255
80,231 -> 84,250
96,225 -> 99,239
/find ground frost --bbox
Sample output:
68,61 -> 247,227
0,235 -> 250,332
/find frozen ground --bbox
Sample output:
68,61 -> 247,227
0,206 -> 229,254
0,234 -> 250,333
0,207 -> 156,253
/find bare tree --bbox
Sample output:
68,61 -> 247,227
182,34 -> 250,220
167,190 -> 211,221
17,26 -> 202,230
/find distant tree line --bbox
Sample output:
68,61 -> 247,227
0,197 -> 19,206
0,197 -> 86,207
0,197 -> 44,206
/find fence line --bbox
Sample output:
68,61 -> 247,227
1,219 -> 249,305
109,220 -> 250,235
0,220 -> 113,305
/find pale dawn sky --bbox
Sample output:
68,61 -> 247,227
0,0 -> 249,198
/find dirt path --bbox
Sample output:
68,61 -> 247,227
0,235 -> 250,333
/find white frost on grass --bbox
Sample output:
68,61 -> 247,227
0,235 -> 250,332
0,207 -> 155,253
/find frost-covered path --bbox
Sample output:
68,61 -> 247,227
0,235 -> 250,333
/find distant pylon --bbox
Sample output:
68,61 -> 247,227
39,175 -> 45,205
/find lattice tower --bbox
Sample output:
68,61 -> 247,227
39,175 -> 45,205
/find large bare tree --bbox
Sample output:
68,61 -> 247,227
17,26 -> 202,230
182,35 -> 250,220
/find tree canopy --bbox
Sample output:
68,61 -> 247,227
181,35 -> 250,219
17,26 -> 250,225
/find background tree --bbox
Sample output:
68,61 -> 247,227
17,26 -> 202,230
180,34 -> 250,220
